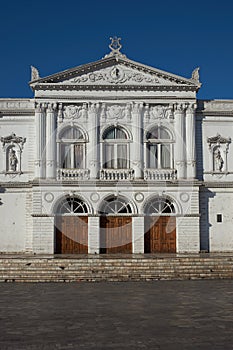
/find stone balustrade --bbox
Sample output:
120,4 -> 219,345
144,169 -> 177,181
100,168 -> 135,181
57,168 -> 90,180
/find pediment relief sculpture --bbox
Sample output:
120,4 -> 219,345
66,65 -> 161,86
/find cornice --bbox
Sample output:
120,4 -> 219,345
34,84 -> 197,92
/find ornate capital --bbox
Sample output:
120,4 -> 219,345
186,103 -> 197,114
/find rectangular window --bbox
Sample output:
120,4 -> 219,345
217,214 -> 222,223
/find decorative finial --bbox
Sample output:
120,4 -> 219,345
109,36 -> 122,54
191,67 -> 200,82
31,66 -> 40,81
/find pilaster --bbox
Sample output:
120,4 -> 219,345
174,104 -> 186,179
35,103 -> 46,178
46,103 -> 57,179
131,102 -> 143,178
186,103 -> 196,178
88,103 -> 100,179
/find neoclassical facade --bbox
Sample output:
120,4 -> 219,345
1,38 -> 233,254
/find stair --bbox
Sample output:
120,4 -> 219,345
0,255 -> 233,282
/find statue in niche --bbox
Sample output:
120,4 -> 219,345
9,149 -> 18,171
214,149 -> 224,172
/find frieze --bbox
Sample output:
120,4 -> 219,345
63,103 -> 88,120
101,104 -> 132,122
0,100 -> 34,110
149,105 -> 174,120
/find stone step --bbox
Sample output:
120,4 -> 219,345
0,256 -> 233,282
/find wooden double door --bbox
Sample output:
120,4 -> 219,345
55,216 -> 88,254
100,216 -> 132,254
144,216 -> 176,253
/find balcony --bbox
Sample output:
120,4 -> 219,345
57,168 -> 90,181
100,168 -> 135,181
144,169 -> 177,181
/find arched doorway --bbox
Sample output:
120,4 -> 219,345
55,196 -> 89,254
99,196 -> 133,254
144,197 -> 176,253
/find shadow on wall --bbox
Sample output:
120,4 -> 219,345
0,186 -> 6,206
200,188 -> 216,252
196,100 -> 207,181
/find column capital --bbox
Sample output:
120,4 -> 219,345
186,102 -> 197,114
174,103 -> 186,113
47,102 -> 57,113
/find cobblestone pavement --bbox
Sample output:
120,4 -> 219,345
0,280 -> 233,349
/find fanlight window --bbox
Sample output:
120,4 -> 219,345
57,197 -> 89,214
102,126 -> 129,169
99,197 -> 132,215
60,127 -> 84,140
145,197 -> 175,215
59,126 -> 85,169
146,126 -> 173,169
103,127 -> 127,140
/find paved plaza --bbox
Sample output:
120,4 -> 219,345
0,280 -> 233,349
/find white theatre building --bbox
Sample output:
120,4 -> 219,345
1,38 -> 233,254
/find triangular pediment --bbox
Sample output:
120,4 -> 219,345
30,55 -> 201,91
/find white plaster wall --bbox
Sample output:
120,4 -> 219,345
33,216 -> 54,254
177,216 -> 200,253
0,191 -> 26,252
208,189 -> 233,252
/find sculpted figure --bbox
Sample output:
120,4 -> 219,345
9,149 -> 18,171
215,149 -> 223,171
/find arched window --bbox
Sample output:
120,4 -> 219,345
102,126 -> 129,169
146,126 -> 173,169
99,196 -> 132,215
144,197 -> 175,215
58,126 -> 86,169
56,197 -> 89,215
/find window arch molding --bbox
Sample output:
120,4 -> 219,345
101,124 -> 132,142
101,125 -> 132,170
57,124 -> 88,170
57,124 -> 89,142
144,124 -> 174,141
144,124 -> 174,170
98,194 -> 137,216
143,195 -> 180,216
53,194 -> 93,216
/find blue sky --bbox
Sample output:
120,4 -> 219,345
0,0 -> 232,99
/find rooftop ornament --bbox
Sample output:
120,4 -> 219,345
105,36 -> 126,58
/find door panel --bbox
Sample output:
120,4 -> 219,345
100,216 -> 132,254
144,216 -> 176,253
55,216 -> 88,254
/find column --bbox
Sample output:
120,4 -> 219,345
132,217 -> 144,253
46,103 -> 57,179
174,104 -> 186,179
35,103 -> 45,178
186,103 -> 196,178
88,103 -> 99,179
131,102 -> 143,178
88,217 -> 100,254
